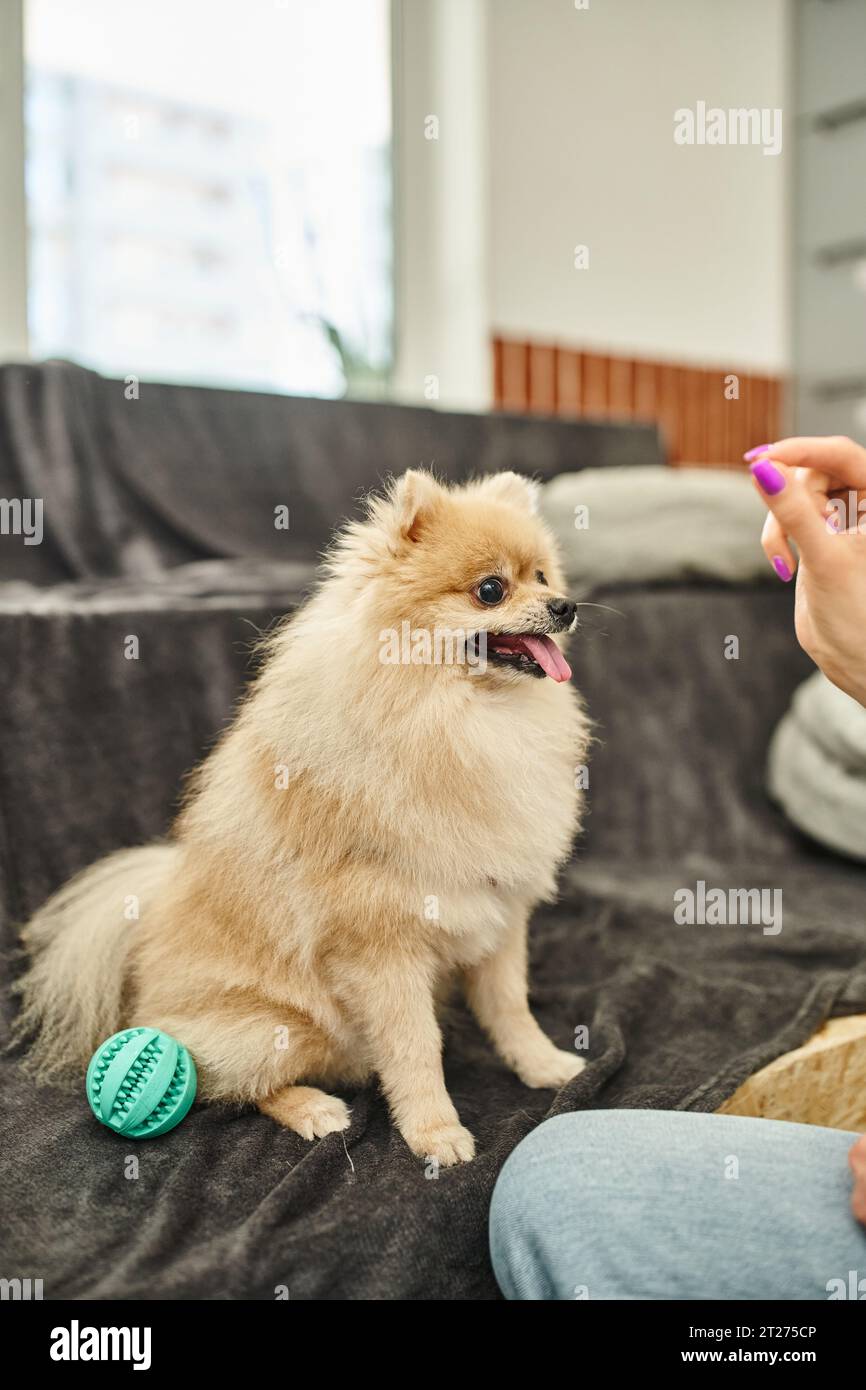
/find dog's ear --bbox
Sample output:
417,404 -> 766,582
474,471 -> 540,515
387,470 -> 443,548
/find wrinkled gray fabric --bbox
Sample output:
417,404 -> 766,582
541,465 -> 772,590
768,671 -> 866,863
0,360 -> 664,584
1,367 -> 865,1301
0,558 -> 317,615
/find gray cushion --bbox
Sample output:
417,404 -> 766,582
541,465 -> 770,589
769,671 -> 866,861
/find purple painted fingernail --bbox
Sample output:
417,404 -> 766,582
750,459 -> 785,495
772,555 -> 792,582
744,443 -> 772,461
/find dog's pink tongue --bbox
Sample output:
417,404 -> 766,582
519,635 -> 572,683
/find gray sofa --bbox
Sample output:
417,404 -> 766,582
1,362 -> 864,1300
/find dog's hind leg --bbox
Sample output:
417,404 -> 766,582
253,1015 -> 355,1138
257,1085 -> 350,1138
137,992 -> 356,1141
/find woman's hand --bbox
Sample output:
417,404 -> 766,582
747,436 -> 866,708
849,1134 -> 866,1226
749,439 -> 866,1224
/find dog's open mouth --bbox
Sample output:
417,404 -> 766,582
483,633 -> 572,682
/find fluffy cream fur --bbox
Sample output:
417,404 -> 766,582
17,470 -> 590,1165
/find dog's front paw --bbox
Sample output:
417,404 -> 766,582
405,1121 -> 476,1167
517,1048 -> 586,1090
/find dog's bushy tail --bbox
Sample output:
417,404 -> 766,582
13,842 -> 179,1079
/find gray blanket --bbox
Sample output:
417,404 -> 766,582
0,360 -> 662,583
1,365 -> 865,1300
3,582 -> 866,1300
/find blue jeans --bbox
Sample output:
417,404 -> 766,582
489,1110 -> 865,1300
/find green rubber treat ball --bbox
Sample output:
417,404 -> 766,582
86,1027 -> 197,1138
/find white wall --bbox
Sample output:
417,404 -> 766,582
488,0 -> 791,373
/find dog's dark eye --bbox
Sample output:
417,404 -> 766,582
477,576 -> 505,606
536,570 -> 548,586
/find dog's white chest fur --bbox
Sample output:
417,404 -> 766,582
410,680 -> 587,964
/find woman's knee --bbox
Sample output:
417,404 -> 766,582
490,1110 -> 864,1300
490,1110 -> 670,1299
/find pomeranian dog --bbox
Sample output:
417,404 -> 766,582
17,469 -> 589,1165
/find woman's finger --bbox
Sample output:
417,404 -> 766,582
746,436 -> 866,489
760,511 -> 796,581
850,1136 -> 866,1174
749,458 -> 837,567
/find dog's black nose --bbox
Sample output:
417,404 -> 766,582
548,596 -> 577,628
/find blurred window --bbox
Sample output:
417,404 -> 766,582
25,0 -> 392,397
